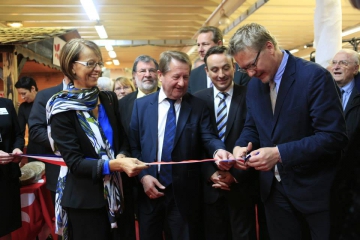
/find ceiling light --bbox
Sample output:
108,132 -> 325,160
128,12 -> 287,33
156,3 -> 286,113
80,0 -> 100,21
105,44 -> 113,51
6,21 -> 23,28
218,9 -> 231,26
113,59 -> 120,65
108,51 -> 117,58
105,61 -> 113,65
342,25 -> 360,37
95,25 -> 108,39
289,49 -> 299,54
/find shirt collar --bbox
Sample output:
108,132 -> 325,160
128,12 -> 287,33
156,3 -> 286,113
158,88 -> 182,104
273,50 -> 289,88
341,79 -> 355,93
213,82 -> 234,99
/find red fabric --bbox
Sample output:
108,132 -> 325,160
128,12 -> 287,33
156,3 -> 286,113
11,177 -> 55,240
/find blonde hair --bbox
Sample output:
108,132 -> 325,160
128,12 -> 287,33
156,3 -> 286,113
114,77 -> 135,92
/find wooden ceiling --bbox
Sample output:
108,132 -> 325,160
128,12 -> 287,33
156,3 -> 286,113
0,0 -> 359,73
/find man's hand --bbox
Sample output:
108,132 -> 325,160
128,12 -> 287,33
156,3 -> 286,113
246,147 -> 281,171
141,175 -> 165,199
210,171 -> 231,191
233,142 -> 252,170
11,148 -> 23,164
109,157 -> 149,177
214,149 -> 235,170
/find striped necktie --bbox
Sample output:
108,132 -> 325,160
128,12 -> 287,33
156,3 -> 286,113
159,98 -> 176,187
216,92 -> 228,142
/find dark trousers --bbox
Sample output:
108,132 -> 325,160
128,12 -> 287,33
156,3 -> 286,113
138,185 -> 199,240
203,195 -> 256,240
264,179 -> 330,240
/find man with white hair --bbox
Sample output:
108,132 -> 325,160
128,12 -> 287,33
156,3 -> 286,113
97,76 -> 113,91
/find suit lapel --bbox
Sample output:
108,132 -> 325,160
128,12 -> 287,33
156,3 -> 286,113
206,89 -> 217,132
174,94 -> 192,147
344,87 -> 360,115
148,92 -> 159,147
225,85 -> 241,139
272,55 -> 296,129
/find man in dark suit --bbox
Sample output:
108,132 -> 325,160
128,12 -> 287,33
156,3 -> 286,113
188,26 -> 250,94
28,77 -> 70,204
118,55 -> 159,137
329,49 -> 360,239
229,23 -> 347,239
129,50 -> 234,240
194,46 -> 256,240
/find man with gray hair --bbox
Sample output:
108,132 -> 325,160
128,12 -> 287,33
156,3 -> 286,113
230,23 -> 347,239
329,49 -> 360,238
129,50 -> 233,240
188,26 -> 250,93
118,55 -> 159,137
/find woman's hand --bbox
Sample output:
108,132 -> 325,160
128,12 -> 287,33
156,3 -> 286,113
109,157 -> 149,177
11,148 -> 23,164
0,150 -> 14,164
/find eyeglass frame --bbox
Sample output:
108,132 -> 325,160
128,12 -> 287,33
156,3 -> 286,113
136,68 -> 158,75
238,50 -> 261,73
75,60 -> 104,68
330,60 -> 358,67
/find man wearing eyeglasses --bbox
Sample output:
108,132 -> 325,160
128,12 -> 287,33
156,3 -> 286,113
118,55 -> 159,138
329,49 -> 360,238
187,26 -> 250,94
229,23 -> 347,239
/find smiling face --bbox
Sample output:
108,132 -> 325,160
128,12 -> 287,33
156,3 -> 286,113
205,53 -> 235,92
331,52 -> 359,87
159,59 -> 190,100
133,61 -> 158,94
72,46 -> 102,89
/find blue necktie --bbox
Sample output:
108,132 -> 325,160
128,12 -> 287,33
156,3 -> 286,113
216,92 -> 228,142
159,98 -> 176,186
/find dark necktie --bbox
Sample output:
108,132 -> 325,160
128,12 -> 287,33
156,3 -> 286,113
216,92 -> 228,142
341,89 -> 346,110
159,98 -> 176,187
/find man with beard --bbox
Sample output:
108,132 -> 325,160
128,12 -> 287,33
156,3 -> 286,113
118,55 -> 159,137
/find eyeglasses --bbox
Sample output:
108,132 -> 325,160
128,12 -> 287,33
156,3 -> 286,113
331,60 -> 358,67
136,68 -> 157,75
115,86 -> 130,91
75,60 -> 104,68
238,50 -> 261,73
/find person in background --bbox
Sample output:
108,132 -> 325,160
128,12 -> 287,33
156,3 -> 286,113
188,26 -> 250,94
193,57 -> 205,69
329,49 -> 360,239
0,98 -> 24,240
229,23 -> 347,239
15,76 -> 38,165
113,76 -> 135,100
194,46 -> 256,240
47,38 -> 148,240
97,76 -> 113,91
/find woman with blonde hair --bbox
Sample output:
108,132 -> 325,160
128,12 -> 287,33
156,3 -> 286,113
113,77 -> 135,100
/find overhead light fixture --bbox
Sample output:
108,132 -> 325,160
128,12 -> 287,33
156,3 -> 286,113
289,49 -> 299,54
6,21 -> 23,28
80,0 -> 100,20
342,25 -> 360,37
108,51 -> 117,58
105,61 -> 113,65
218,9 -> 231,26
105,44 -> 113,51
113,59 -> 120,65
95,24 -> 108,39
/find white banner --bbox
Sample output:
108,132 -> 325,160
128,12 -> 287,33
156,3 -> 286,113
53,37 -> 66,66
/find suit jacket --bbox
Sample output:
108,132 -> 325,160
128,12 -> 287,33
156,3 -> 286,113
194,84 -> 255,205
118,91 -> 138,138
28,83 -> 63,191
188,63 -> 251,94
129,91 -> 225,222
50,91 -> 129,208
236,52 -> 347,214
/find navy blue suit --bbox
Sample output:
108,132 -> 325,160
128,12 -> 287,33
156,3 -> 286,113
129,91 -> 225,240
188,63 -> 250,93
236,52 -> 347,239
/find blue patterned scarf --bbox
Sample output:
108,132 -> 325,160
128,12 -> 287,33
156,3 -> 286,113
46,87 -> 123,239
